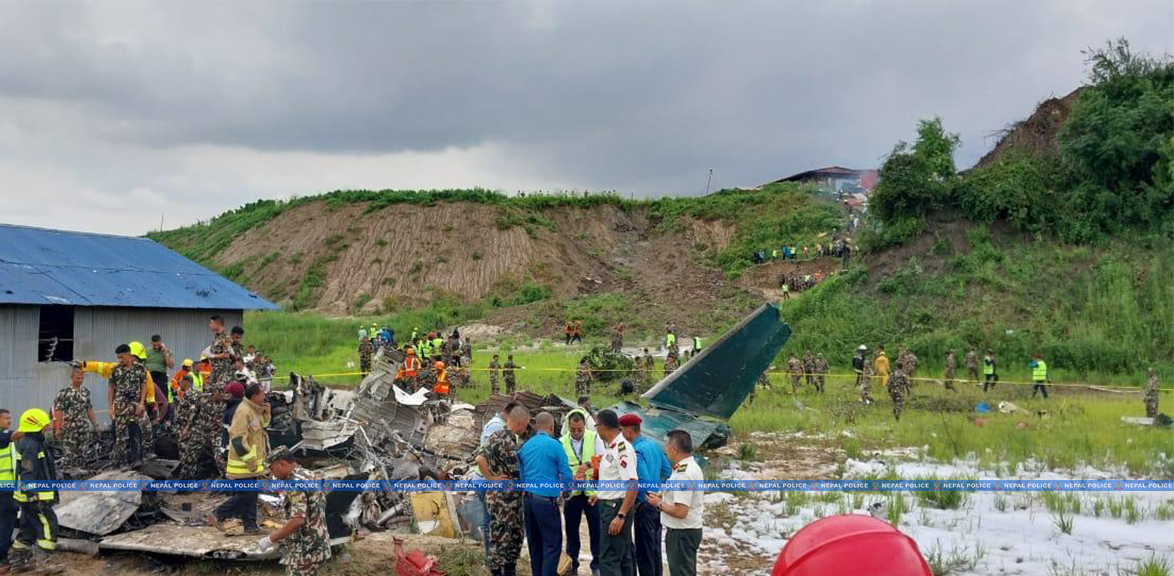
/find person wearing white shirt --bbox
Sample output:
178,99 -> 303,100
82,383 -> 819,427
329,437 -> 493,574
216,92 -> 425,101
593,409 -> 637,576
646,430 -> 704,576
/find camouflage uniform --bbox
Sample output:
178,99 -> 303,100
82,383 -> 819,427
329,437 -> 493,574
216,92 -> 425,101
888,368 -> 910,421
663,354 -> 678,377
575,364 -> 593,398
202,331 -> 235,474
860,361 -> 875,404
642,355 -> 655,388
787,356 -> 803,393
610,329 -> 623,354
502,360 -> 517,395
813,354 -> 829,393
173,392 -> 199,468
54,385 -> 94,472
279,467 -> 331,576
944,353 -> 957,391
802,353 -> 815,388
965,351 -> 979,382
488,359 -> 501,395
108,363 -> 148,467
358,339 -> 374,375
476,428 -> 524,574
1144,370 -> 1160,419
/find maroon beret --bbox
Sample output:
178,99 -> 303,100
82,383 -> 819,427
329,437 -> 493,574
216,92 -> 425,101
618,413 -> 642,427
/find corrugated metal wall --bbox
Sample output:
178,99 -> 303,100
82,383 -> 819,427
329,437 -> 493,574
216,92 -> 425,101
0,305 -> 243,424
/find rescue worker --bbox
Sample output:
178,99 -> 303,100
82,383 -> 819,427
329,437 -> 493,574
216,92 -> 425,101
594,409 -> 638,576
52,367 -> 99,474
9,409 -> 63,574
852,345 -> 868,388
664,329 -> 678,357
431,333 -> 445,362
80,344 -> 148,468
0,409 -> 18,575
610,324 -> 624,354
965,350 -> 979,382
982,349 -> 998,392
358,335 -> 374,376
576,358 -> 594,399
860,355 -> 875,405
645,430 -> 704,576
519,412 -> 570,576
488,354 -> 501,395
943,350 -> 957,391
802,351 -> 816,389
573,320 -> 584,344
565,321 -> 575,346
663,352 -> 678,377
874,346 -> 890,391
205,315 -> 238,473
169,359 -> 199,403
1029,352 -> 1049,399
1144,368 -> 1160,418
887,360 -> 909,422
172,374 -> 200,478
144,335 -> 174,426
813,353 -> 829,394
641,350 -> 654,391
475,404 -> 531,576
419,334 -> 433,361
433,361 -> 451,399
503,355 -> 518,395
210,383 -> 270,535
128,341 -> 158,458
786,355 -> 803,394
561,409 -> 604,576
256,447 -> 331,576
621,414 -> 671,576
396,346 -> 421,386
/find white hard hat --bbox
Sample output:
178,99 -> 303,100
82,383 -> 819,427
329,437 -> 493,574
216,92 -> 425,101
858,345 -> 868,351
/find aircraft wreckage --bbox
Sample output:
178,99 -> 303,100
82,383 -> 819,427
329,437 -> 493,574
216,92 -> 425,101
55,303 -> 791,560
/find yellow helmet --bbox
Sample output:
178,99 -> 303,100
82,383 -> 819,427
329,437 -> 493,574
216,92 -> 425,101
128,341 -> 147,360
182,358 -> 194,368
200,354 -> 208,361
18,408 -> 51,433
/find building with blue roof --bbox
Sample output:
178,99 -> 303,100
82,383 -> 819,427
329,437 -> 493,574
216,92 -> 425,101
0,223 -> 278,422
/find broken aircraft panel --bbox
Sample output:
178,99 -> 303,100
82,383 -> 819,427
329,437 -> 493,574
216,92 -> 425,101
56,471 -> 154,536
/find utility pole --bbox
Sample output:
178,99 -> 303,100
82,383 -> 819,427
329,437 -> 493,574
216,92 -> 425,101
705,169 -> 714,195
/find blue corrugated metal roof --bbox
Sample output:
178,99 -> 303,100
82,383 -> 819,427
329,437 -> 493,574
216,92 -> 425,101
0,223 -> 278,310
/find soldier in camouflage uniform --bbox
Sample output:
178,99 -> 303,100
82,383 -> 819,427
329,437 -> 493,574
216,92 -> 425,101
259,447 -> 331,576
474,407 -> 529,576
1144,368 -> 1160,419
108,345 -> 149,468
813,353 -> 829,393
488,354 -> 501,395
610,323 -> 624,354
502,355 -> 517,395
860,357 -> 875,405
54,367 -> 99,473
358,336 -> 374,376
943,350 -> 957,391
802,351 -> 815,389
663,352 -> 679,377
641,350 -> 654,387
575,359 -> 593,398
887,361 -> 910,422
787,355 -> 803,394
965,350 -> 979,382
202,316 -> 238,475
173,374 -> 201,475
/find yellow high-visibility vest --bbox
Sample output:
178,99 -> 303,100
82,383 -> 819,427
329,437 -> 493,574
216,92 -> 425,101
561,426 -> 597,497
1032,360 -> 1048,382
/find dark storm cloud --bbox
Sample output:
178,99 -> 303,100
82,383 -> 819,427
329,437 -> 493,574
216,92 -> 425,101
0,1 -> 1171,233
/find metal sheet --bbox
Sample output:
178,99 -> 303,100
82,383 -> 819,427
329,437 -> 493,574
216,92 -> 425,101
0,223 -> 277,310
98,523 -> 281,560
606,401 -> 728,451
56,471 -> 153,536
642,303 -> 792,420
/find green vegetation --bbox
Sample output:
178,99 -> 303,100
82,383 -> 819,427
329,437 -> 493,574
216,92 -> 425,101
866,40 -> 1173,249
774,234 -> 1173,378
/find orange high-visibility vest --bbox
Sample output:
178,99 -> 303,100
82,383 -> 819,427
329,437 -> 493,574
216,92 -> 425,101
433,368 -> 449,395
398,355 -> 421,379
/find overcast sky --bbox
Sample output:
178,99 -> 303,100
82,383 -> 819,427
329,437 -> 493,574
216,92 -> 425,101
1,1 -> 1170,236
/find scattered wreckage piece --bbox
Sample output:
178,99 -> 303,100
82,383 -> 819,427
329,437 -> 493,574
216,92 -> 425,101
98,524 -> 283,560
56,470 -> 155,537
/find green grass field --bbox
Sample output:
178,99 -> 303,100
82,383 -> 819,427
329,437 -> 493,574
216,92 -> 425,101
251,327 -> 1172,479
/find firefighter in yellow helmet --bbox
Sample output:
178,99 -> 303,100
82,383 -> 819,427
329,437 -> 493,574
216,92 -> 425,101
8,409 -> 64,574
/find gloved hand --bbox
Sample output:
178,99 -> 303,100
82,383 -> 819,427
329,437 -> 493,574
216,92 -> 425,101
256,536 -> 273,551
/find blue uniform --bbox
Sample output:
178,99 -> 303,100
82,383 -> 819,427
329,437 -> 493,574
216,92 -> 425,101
632,436 -> 672,501
520,431 -> 570,576
632,436 -> 672,576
